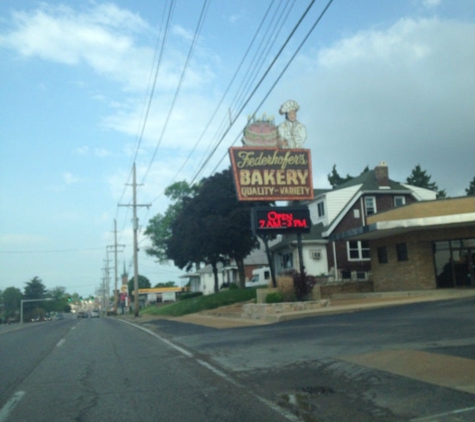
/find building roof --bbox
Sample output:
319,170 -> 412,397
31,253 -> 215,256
330,196 -> 475,241
270,222 -> 327,251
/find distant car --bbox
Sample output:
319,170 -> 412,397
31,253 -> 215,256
90,309 -> 100,318
55,313 -> 64,320
77,311 -> 88,319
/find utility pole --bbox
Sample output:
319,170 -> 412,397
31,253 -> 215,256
119,163 -> 150,317
103,253 -> 112,314
108,220 -> 125,314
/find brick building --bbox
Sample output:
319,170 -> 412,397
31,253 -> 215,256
332,196 -> 475,291
271,162 -> 436,281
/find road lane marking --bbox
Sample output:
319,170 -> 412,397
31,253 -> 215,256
411,405 -> 475,421
0,391 -> 25,422
118,319 -> 300,421
118,319 -> 193,357
56,338 -> 65,347
341,349 -> 475,394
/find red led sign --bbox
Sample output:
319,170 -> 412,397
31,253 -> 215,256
251,206 -> 311,235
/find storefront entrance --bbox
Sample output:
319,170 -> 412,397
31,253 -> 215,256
433,239 -> 475,288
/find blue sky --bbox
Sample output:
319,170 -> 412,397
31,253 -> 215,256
1,0 -> 474,297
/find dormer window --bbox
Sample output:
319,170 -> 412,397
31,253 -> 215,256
365,196 -> 376,215
394,196 -> 405,207
317,201 -> 325,217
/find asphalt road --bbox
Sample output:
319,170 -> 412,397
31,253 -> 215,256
140,297 -> 475,421
0,316 -> 292,422
2,298 -> 474,421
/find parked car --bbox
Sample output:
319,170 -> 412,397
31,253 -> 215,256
77,311 -> 88,319
55,313 -> 64,320
245,267 -> 272,288
90,309 -> 100,318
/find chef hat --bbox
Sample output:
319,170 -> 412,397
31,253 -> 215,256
279,100 -> 300,115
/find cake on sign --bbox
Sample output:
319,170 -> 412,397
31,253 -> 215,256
242,114 -> 279,147
241,100 -> 307,149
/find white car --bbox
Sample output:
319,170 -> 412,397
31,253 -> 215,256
90,309 -> 100,318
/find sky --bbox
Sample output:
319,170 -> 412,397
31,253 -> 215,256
1,0 -> 474,298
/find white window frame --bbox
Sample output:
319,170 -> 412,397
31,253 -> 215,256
347,240 -> 371,261
365,196 -> 377,215
394,196 -> 406,207
317,201 -> 325,217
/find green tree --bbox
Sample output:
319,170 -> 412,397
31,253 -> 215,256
128,275 -> 151,302
23,276 -> 48,320
24,276 -> 47,299
154,281 -> 176,288
327,165 -> 369,188
2,287 -> 22,321
145,181 -> 199,263
167,168 -> 259,291
406,164 -> 446,198
47,286 -> 71,312
465,176 -> 475,195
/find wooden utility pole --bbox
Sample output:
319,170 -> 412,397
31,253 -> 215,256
119,163 -> 150,317
108,220 -> 125,313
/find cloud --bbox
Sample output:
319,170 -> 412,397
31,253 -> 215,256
284,17 -> 475,196
422,0 -> 442,9
0,3 -> 215,94
74,146 -> 89,155
0,4 -> 154,91
63,172 -> 81,184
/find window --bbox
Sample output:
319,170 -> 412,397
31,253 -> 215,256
281,252 -> 293,269
365,197 -> 376,215
317,201 -> 325,217
353,209 -> 360,218
377,246 -> 388,264
348,240 -> 370,260
396,243 -> 408,261
394,196 -> 405,207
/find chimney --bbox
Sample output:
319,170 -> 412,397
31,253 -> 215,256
375,161 -> 389,187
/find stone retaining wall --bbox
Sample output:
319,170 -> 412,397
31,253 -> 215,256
242,300 -> 329,320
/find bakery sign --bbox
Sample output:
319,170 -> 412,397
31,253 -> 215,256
229,147 -> 314,201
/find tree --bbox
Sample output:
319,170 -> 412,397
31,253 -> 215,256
406,164 -> 446,198
465,176 -> 475,195
23,276 -> 48,320
145,181 -> 199,263
167,168 -> 259,291
47,286 -> 71,312
24,276 -> 47,299
2,287 -> 22,320
154,281 -> 176,288
327,165 -> 369,188
128,275 -> 151,302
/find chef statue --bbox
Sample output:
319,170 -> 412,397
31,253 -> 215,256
278,99 -> 307,148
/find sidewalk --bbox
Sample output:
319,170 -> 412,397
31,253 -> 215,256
135,288 -> 475,329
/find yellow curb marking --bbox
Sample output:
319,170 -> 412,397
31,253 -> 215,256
341,350 -> 475,395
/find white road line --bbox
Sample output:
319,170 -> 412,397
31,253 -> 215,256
118,319 -> 299,421
56,339 -> 65,347
0,391 -> 25,422
411,406 -> 475,421
118,319 -> 193,357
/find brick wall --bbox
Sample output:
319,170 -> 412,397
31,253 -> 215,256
372,226 -> 475,292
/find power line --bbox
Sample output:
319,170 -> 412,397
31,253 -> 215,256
140,0 -> 211,187
190,0 -> 330,184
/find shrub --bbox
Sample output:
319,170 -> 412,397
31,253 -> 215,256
179,291 -> 203,301
276,276 -> 296,302
228,282 -> 239,290
265,291 -> 284,303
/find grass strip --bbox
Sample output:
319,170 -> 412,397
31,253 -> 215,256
141,288 -> 257,317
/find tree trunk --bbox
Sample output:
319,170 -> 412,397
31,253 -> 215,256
211,261 -> 219,293
236,257 -> 246,289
